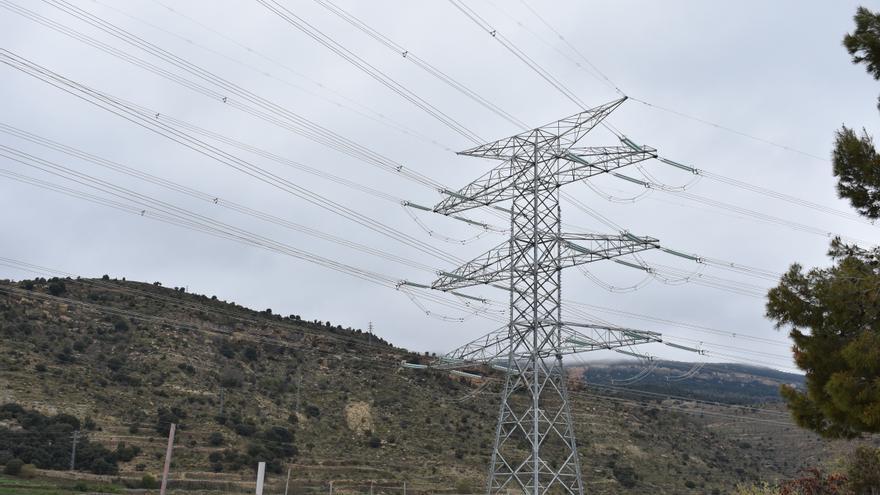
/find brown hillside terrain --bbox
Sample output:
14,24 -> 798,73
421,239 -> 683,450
0,276 -> 870,494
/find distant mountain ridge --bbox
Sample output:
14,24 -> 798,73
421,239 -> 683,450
576,360 -> 805,404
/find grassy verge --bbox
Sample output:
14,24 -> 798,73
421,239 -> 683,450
0,475 -> 123,495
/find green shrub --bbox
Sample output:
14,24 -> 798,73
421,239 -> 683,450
47,279 -> 66,296
209,432 -> 224,446
139,474 -> 158,489
4,458 -> 23,475
846,446 -> 880,494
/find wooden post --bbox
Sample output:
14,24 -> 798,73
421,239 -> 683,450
159,423 -> 176,495
69,430 -> 79,471
255,462 -> 266,495
283,467 -> 291,495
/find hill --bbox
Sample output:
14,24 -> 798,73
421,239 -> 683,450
579,360 -> 805,405
0,276 -> 872,494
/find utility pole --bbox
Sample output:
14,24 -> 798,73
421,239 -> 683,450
329,480 -> 333,495
255,462 -> 266,495
370,480 -> 374,495
283,467 -> 291,495
159,423 -> 176,495
403,481 -> 406,495
418,98 -> 667,495
69,430 -> 79,471
294,371 -> 303,415
368,321 -> 373,345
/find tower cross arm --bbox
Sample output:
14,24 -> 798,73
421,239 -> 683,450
457,97 -> 627,160
432,241 -> 512,291
429,322 -> 663,371
433,146 -> 656,215
559,146 -> 657,185
432,233 -> 660,291
560,233 -> 659,267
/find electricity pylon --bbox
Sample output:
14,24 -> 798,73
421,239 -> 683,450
430,98 -> 662,495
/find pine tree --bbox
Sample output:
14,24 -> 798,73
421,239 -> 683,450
765,6 -> 880,438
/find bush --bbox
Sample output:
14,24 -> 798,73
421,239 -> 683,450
4,458 -> 23,476
368,436 -> 381,448
113,319 -> 129,332
209,432 -> 224,446
778,468 -> 847,495
847,446 -> 880,494
19,464 -> 37,479
219,367 -> 244,388
47,279 -> 66,296
243,346 -> 259,361
115,443 -> 141,462
141,474 -> 159,489
454,479 -> 473,494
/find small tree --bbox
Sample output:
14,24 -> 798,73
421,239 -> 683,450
767,6 -> 880,439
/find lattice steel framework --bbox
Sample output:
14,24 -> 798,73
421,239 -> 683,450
431,98 -> 661,495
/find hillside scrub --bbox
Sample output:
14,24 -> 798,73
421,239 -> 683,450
0,403 -> 137,475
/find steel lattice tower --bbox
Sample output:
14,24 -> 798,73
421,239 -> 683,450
428,98 -> 664,495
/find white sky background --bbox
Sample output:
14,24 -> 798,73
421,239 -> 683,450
1,0 -> 877,373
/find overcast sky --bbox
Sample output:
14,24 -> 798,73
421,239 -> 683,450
1,0 -> 877,372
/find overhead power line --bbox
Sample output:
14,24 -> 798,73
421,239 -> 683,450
1,0 -> 446,191
89,0 -> 453,152
311,0 -> 528,130
452,1 -> 849,231
0,49 -> 470,267
0,125 -> 440,273
253,0 -> 484,144
485,0 -> 827,162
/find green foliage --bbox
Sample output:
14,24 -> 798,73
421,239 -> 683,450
3,459 -> 22,476
0,404 -> 121,475
832,127 -> 880,219
140,474 -> 159,489
846,446 -> 880,494
209,432 -> 224,446
844,8 -> 880,90
155,406 -> 186,435
833,7 -> 880,218
766,240 -> 880,438
219,367 -> 244,388
242,345 -> 259,361
209,424 -> 296,475
112,319 -> 129,332
47,279 -> 66,296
